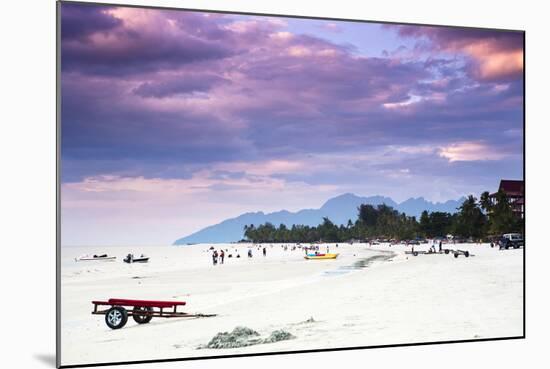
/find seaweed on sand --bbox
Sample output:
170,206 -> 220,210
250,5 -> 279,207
262,330 -> 295,343
198,326 -> 295,349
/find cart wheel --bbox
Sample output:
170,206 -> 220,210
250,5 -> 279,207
464,251 -> 470,257
413,251 -> 418,256
454,252 -> 459,258
444,249 -> 449,254
105,306 -> 128,329
133,307 -> 153,324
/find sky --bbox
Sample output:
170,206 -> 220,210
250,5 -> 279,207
60,3 -> 524,246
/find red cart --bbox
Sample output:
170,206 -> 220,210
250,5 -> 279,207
92,298 -> 216,329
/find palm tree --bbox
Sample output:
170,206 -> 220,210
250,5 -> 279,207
480,191 -> 492,213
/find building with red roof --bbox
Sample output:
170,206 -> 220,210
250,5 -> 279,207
490,179 -> 525,218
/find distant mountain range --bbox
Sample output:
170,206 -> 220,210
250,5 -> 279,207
173,193 -> 465,245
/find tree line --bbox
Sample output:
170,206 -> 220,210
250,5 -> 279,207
243,189 -> 524,243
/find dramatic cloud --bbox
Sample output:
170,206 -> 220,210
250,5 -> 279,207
60,3 -> 524,245
61,3 -> 122,41
61,6 -> 239,76
390,25 -> 524,82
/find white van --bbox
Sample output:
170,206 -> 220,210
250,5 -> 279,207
500,233 -> 524,249
502,233 -> 523,242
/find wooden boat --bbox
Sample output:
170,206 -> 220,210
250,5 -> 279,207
75,254 -> 116,262
304,253 -> 339,260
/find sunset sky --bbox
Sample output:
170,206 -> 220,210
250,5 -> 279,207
60,3 -> 524,246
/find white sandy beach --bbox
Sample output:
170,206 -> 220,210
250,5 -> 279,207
60,242 -> 523,366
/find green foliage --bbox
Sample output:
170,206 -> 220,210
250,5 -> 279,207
488,190 -> 523,235
243,190 -> 524,243
419,211 -> 454,238
245,204 -> 419,242
454,195 -> 486,238
480,191 -> 492,213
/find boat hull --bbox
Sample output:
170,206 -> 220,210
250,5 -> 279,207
304,253 -> 338,260
123,258 -> 149,263
76,257 -> 116,262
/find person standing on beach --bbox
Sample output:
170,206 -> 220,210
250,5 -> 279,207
438,240 -> 442,252
248,249 -> 253,258
262,247 -> 267,257
212,250 -> 218,266
220,250 -> 225,264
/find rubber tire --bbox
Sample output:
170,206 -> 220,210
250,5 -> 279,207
505,245 -> 509,250
464,251 -> 470,257
413,251 -> 418,256
444,249 -> 450,254
105,306 -> 128,329
133,307 -> 153,324
513,245 -> 519,249
454,253 -> 459,258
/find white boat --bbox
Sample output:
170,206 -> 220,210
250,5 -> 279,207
75,254 -> 117,262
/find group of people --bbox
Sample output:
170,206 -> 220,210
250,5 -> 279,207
210,246 -> 268,266
410,240 -> 443,253
211,249 -> 225,265
429,241 -> 443,253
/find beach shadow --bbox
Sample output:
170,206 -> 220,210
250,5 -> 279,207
33,353 -> 56,367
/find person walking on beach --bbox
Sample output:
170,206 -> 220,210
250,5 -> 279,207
262,247 -> 267,257
220,250 -> 225,264
212,250 -> 218,266
248,249 -> 253,258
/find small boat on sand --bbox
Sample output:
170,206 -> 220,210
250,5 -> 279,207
304,253 -> 339,260
123,254 -> 150,263
75,254 -> 116,262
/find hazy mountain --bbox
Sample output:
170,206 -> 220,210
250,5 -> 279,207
173,193 -> 464,244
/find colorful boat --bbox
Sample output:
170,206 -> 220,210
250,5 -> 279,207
304,253 -> 339,260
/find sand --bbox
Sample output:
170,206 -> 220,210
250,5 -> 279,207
60,242 -> 523,366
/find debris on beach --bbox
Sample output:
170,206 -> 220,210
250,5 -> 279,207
198,326 -> 295,349
199,326 -> 261,349
263,330 -> 295,343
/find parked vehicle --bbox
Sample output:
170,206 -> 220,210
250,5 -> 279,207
499,233 -> 524,249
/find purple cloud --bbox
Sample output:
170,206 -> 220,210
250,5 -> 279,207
60,2 -> 523,202
61,3 -> 122,41
388,25 -> 524,82
132,73 -> 229,98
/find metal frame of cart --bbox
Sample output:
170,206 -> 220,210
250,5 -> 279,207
405,249 -> 471,257
92,298 -> 216,329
